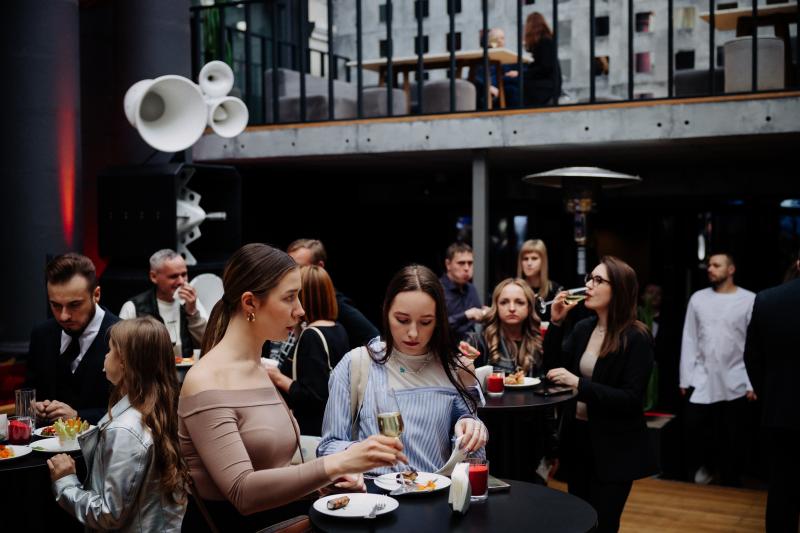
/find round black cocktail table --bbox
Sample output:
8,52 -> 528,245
0,437 -> 85,531
309,479 -> 596,532
479,387 -> 577,480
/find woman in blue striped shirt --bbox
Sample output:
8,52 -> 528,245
318,264 -> 487,474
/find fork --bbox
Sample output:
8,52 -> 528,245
364,496 -> 386,519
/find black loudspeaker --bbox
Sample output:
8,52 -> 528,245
98,163 -> 242,266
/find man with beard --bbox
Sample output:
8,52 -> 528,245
680,253 -> 756,487
25,253 -> 119,424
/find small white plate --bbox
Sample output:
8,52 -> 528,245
0,445 -> 33,461
374,472 -> 451,494
505,376 -> 541,388
176,359 -> 195,368
313,493 -> 398,518
31,437 -> 81,453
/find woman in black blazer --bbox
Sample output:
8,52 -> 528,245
544,256 -> 657,533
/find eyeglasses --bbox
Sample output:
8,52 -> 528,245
585,273 -> 612,286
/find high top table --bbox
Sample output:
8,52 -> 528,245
309,479 -> 596,532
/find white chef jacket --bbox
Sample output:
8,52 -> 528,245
679,286 -> 755,404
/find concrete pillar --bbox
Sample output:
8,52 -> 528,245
0,1 -> 82,350
472,150 -> 489,303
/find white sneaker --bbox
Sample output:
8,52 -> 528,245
694,466 -> 713,484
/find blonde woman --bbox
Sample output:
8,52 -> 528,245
470,278 -> 543,376
517,239 -> 563,322
48,317 -> 186,531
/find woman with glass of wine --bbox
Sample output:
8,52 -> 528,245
318,265 -> 488,475
543,257 -> 657,533
517,239 -> 563,322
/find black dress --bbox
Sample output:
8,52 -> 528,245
523,37 -> 562,106
279,323 -> 349,435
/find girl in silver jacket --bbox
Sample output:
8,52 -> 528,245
48,317 -> 187,531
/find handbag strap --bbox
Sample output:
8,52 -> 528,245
187,475 -> 221,533
291,326 -> 331,381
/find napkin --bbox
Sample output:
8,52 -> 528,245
435,435 -> 469,477
448,462 -> 471,514
474,365 -> 493,390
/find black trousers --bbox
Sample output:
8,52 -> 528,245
566,420 -> 633,533
683,395 -> 748,486
766,427 -> 800,533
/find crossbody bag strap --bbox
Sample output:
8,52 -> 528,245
306,326 -> 331,371
187,476 -> 221,533
291,328 -> 310,381
349,346 -> 371,441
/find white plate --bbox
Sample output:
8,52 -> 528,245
505,376 -> 541,388
374,472 -> 451,494
313,493 -> 398,518
0,445 -> 33,461
31,437 -> 81,453
176,359 -> 195,368
33,425 -> 95,439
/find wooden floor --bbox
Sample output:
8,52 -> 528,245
548,477 -> 767,532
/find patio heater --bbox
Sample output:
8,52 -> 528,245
522,167 -> 641,277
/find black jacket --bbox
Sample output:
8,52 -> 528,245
744,278 -> 800,430
25,309 -> 119,424
544,317 -> 658,482
130,288 -> 194,356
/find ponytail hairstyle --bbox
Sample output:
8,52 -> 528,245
201,243 -> 298,354
376,264 -> 478,412
107,317 -> 187,504
483,278 -> 542,373
598,256 -> 651,358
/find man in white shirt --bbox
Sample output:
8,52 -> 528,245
680,253 -> 756,487
119,249 -> 208,357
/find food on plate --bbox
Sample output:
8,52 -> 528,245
504,370 -> 525,385
398,469 -> 418,482
413,479 -> 437,492
0,445 -> 15,459
39,425 -> 57,437
457,341 -> 481,360
326,495 -> 350,510
54,417 -> 90,442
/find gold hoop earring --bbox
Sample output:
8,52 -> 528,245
247,312 -> 255,322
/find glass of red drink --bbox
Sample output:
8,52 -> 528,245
8,416 -> 32,445
486,371 -> 505,398
466,458 -> 489,502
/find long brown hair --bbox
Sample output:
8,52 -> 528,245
524,12 -> 553,52
375,265 -> 477,412
107,317 -> 186,504
201,243 -> 297,354
299,265 -> 338,323
597,256 -> 651,358
516,239 -> 553,297
483,278 -> 542,373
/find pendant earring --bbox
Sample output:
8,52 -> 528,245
247,312 -> 255,322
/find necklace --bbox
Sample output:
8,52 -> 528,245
396,352 -> 433,374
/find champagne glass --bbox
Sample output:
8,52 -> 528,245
376,388 -> 404,438
538,287 -> 588,315
376,388 -> 406,491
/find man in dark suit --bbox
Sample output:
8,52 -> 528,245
25,253 -> 119,425
744,252 -> 800,533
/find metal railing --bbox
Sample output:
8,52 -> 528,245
190,0 -> 800,126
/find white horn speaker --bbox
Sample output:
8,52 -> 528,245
199,60 -> 235,98
123,75 -> 207,152
206,96 -> 249,138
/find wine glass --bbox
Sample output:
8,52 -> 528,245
538,287 -> 588,315
375,388 -> 407,491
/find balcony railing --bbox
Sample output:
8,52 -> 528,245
191,0 -> 800,126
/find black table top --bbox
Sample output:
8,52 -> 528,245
310,479 -> 596,533
479,386 -> 577,412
